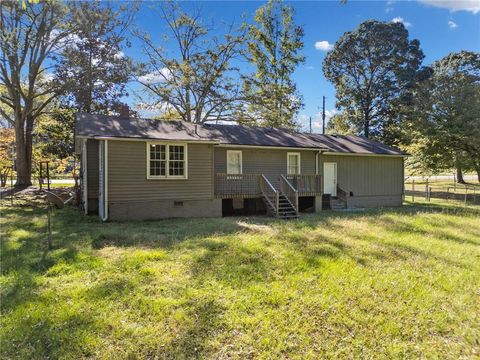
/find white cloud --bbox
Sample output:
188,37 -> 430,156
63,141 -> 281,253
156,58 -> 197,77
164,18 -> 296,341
114,51 -> 125,59
385,7 -> 394,13
138,68 -> 172,84
392,17 -> 412,27
312,109 -> 337,130
448,20 -> 458,29
314,41 -> 334,51
418,0 -> 480,14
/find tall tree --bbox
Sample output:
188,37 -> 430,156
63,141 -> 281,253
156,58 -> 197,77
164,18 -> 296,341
407,51 -> 480,182
0,1 -> 72,186
136,2 -> 245,123
325,112 -> 356,135
54,1 -> 136,114
323,20 -> 423,141
36,107 -> 76,160
242,0 -> 305,129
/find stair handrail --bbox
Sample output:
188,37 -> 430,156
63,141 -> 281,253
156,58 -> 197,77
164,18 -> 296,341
280,175 -> 299,214
260,174 -> 279,216
337,185 -> 348,202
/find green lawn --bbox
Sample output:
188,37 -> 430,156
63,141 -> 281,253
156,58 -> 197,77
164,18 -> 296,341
1,197 -> 479,359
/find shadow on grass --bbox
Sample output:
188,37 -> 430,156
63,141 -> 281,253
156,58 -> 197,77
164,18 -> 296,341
161,298 -> 224,359
2,198 -> 480,358
2,298 -> 101,359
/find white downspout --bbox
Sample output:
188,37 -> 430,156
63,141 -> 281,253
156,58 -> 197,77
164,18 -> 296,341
101,140 -> 109,222
83,139 -> 88,214
315,151 -> 321,175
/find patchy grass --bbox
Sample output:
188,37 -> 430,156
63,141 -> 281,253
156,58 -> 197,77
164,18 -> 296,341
1,198 -> 479,359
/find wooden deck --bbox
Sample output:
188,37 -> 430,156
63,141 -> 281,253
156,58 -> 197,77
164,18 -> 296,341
215,173 -> 322,198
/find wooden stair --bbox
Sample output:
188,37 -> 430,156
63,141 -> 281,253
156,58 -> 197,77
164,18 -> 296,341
260,175 -> 299,219
330,197 -> 347,210
263,193 -> 299,219
322,194 -> 347,210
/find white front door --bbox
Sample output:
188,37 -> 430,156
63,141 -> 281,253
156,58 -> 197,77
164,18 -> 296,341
323,162 -> 337,196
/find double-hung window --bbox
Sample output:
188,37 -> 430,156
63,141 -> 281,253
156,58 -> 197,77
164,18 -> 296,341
287,152 -> 301,175
147,143 -> 187,179
227,150 -> 242,175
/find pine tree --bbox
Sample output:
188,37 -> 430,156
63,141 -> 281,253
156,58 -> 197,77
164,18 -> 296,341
54,1 -> 136,114
242,0 -> 305,129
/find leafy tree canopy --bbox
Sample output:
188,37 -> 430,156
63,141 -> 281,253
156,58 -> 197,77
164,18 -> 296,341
136,2 -> 246,123
241,0 -> 305,129
54,1 -> 136,114
406,51 -> 480,181
323,20 -> 424,141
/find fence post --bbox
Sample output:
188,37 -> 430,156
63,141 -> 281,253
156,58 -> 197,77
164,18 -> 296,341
47,205 -> 53,249
39,162 -> 43,190
412,180 -> 415,202
46,161 -> 50,191
10,165 -> 13,206
425,179 -> 429,200
464,185 -> 468,206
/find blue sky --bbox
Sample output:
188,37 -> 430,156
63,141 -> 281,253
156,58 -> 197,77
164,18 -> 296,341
125,0 -> 480,131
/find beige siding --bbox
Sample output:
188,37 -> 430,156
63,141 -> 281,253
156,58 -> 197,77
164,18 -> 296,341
108,140 -> 214,202
319,154 -> 404,196
86,139 -> 99,197
214,147 -> 317,184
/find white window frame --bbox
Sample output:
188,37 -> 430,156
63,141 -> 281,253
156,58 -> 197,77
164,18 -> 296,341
226,150 -> 243,175
287,152 -> 301,175
146,142 -> 188,179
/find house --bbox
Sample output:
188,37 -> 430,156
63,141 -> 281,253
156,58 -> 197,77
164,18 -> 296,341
74,113 -> 406,221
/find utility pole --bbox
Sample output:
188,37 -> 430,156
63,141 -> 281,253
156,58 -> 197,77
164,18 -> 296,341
322,96 -> 326,134
309,116 -> 312,133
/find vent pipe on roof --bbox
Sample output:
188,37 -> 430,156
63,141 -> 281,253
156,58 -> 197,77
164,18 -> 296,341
194,124 -> 198,136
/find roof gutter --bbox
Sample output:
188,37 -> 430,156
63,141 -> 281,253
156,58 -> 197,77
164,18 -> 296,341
76,135 -> 219,145
322,151 -> 408,158
215,143 -> 328,151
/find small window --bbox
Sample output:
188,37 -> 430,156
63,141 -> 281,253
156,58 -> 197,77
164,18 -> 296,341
168,145 -> 185,177
227,150 -> 242,175
174,201 -> 184,207
149,144 -> 166,176
287,152 -> 301,175
147,143 -> 187,179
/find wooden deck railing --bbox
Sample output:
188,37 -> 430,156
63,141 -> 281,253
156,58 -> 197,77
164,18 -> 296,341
215,173 -> 323,198
337,185 -> 348,202
260,174 -> 279,216
215,173 -> 261,198
287,175 -> 322,196
280,175 -> 298,214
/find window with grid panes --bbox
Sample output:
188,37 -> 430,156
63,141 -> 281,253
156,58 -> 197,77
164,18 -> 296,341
147,143 -> 187,178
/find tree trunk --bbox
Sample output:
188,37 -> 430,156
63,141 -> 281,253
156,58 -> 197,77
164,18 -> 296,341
455,150 -> 465,184
14,115 -> 33,187
472,161 -> 480,183
363,112 -> 370,138
15,135 -> 32,187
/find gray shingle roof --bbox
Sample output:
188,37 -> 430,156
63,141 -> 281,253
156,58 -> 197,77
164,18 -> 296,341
75,113 -> 405,155
205,124 -> 324,149
307,134 -> 405,155
75,113 -> 215,142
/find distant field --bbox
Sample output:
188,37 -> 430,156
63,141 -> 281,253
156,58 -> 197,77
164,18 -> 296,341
1,195 -> 479,359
